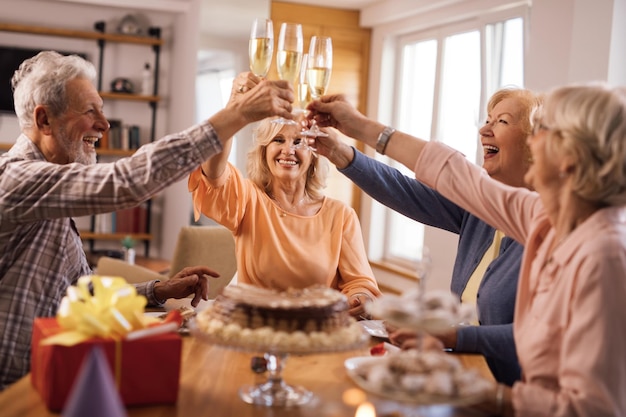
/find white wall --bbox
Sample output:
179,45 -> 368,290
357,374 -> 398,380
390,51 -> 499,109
525,0 -> 626,90
358,0 -> 626,293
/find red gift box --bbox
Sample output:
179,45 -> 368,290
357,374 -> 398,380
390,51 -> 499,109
31,318 -> 181,412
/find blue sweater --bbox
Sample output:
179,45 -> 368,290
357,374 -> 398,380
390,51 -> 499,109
341,149 -> 522,385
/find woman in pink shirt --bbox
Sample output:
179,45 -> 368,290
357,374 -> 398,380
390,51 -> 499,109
308,83 -> 626,416
188,75 -> 381,319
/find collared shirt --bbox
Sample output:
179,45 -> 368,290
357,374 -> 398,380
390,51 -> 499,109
416,141 -> 626,417
0,122 -> 222,390
461,229 -> 504,308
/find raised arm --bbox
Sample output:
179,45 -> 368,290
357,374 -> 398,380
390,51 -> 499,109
308,95 -> 427,174
315,129 -> 467,233
206,73 -> 293,162
308,95 -> 539,243
312,127 -> 356,170
202,73 -> 263,178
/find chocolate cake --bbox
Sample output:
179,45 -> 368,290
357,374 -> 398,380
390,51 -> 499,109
195,284 -> 366,352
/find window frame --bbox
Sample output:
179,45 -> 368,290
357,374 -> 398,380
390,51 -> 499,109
367,4 -> 530,272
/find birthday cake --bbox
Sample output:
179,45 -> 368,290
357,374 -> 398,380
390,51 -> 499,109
195,284 -> 366,352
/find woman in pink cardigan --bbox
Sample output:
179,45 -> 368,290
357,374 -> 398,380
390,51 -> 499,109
308,83 -> 626,416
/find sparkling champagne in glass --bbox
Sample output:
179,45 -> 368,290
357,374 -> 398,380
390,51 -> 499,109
415,245 -> 432,350
274,22 -> 303,125
416,245 -> 432,295
294,54 -> 311,114
302,36 -> 332,136
249,18 -> 274,77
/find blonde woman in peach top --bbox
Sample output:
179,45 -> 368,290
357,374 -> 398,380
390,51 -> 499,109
188,74 -> 381,319
308,83 -> 626,416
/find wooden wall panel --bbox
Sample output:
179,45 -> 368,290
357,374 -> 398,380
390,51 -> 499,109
271,1 -> 370,213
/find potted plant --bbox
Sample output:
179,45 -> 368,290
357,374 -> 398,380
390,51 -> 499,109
121,235 -> 136,265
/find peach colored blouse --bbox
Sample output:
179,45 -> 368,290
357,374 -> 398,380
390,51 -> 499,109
416,142 -> 626,417
188,163 -> 380,300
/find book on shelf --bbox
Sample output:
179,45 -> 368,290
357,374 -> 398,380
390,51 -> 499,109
97,119 -> 141,151
92,203 -> 148,235
128,125 -> 140,150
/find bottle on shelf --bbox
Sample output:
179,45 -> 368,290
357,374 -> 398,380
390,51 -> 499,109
141,62 -> 153,96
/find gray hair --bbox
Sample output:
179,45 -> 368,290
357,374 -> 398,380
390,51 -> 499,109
11,50 -> 97,130
543,83 -> 626,206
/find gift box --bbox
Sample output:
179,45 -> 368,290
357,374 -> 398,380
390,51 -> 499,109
31,318 -> 181,412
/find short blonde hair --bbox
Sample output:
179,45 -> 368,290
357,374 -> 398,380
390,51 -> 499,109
246,117 -> 329,199
487,87 -> 544,136
542,83 -> 626,206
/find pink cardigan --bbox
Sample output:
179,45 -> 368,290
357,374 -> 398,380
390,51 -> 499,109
416,142 -> 626,417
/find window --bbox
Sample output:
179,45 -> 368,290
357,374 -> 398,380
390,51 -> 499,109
373,13 -> 525,269
194,60 -> 236,226
195,64 -> 236,167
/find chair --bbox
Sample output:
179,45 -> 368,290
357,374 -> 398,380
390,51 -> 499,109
96,256 -> 164,284
95,225 -> 237,301
168,225 -> 237,300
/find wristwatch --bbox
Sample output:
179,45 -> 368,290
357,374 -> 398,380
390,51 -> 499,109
375,126 -> 396,155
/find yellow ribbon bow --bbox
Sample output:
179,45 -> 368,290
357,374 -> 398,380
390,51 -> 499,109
42,275 -> 148,346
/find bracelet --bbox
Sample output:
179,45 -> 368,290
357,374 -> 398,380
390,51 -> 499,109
375,126 -> 396,155
495,383 -> 505,415
349,292 -> 373,303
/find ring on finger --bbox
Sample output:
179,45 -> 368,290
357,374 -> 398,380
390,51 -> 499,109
237,85 -> 245,93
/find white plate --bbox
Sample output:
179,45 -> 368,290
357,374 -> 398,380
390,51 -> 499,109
344,355 -> 490,406
345,356 -> 378,371
359,320 -> 389,339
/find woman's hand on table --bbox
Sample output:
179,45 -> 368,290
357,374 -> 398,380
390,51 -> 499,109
154,266 -> 219,307
388,327 -> 446,351
348,292 -> 373,320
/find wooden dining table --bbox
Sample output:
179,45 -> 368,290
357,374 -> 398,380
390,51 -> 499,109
0,326 -> 495,417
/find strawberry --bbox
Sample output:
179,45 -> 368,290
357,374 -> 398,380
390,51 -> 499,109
370,342 -> 386,356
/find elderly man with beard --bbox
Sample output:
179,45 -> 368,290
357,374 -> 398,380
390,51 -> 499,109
0,51 -> 293,390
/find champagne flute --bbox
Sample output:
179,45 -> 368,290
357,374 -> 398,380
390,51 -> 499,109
249,18 -> 274,78
416,245 -> 432,296
294,53 -> 311,115
302,36 -> 332,137
294,54 -> 319,152
274,22 -> 303,125
415,245 -> 432,350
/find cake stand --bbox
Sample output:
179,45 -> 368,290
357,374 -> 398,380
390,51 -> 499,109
239,350 -> 308,406
189,319 -> 369,407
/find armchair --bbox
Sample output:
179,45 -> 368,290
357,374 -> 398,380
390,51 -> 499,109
95,225 -> 237,304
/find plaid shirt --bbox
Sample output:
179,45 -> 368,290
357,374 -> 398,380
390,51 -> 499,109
0,122 -> 222,390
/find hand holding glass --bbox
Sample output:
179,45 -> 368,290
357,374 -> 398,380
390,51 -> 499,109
302,36 -> 332,137
249,18 -> 274,77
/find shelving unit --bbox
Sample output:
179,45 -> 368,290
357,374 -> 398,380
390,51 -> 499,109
0,21 -> 164,257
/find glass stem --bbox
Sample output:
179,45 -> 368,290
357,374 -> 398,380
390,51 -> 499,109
264,352 -> 287,386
